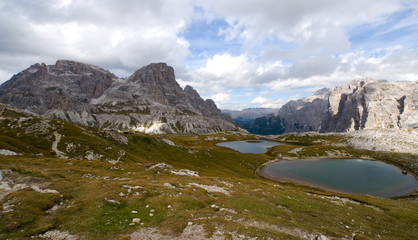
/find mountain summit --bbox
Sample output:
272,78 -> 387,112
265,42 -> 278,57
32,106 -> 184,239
245,78 -> 417,135
0,60 -> 238,134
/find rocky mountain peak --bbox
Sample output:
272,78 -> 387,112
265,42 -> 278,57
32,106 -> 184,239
184,85 -> 199,97
313,88 -> 330,98
183,85 -> 226,118
54,59 -> 115,76
244,78 -> 417,135
0,60 -> 116,114
0,60 -> 239,134
129,62 -> 176,85
333,77 -> 375,95
127,63 -> 186,106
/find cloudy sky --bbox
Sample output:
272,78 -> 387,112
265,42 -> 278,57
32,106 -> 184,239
1,0 -> 417,110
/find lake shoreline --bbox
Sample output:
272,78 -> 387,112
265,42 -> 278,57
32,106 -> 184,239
257,158 -> 418,198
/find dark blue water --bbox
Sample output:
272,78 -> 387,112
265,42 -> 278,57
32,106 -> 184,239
216,140 -> 283,154
262,159 -> 418,197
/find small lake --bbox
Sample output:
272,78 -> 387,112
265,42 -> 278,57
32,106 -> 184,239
261,159 -> 418,197
216,140 -> 283,154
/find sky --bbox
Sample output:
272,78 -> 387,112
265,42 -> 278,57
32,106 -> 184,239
0,0 -> 417,110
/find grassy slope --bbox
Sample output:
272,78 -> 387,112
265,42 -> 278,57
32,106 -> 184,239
0,110 -> 417,239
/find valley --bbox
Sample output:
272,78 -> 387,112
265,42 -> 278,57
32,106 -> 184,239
1,105 -> 417,240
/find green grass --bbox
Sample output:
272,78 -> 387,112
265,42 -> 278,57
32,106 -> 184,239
0,113 -> 417,239
0,188 -> 61,238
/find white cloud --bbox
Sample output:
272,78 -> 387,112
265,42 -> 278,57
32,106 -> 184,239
192,0 -> 418,94
204,0 -> 409,44
0,0 -> 417,111
186,53 -> 255,93
184,53 -> 288,95
0,0 -> 194,82
251,96 -> 269,105
250,96 -> 283,108
204,54 -> 248,77
209,92 -> 231,109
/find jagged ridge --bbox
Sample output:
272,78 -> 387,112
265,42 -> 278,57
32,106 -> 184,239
245,78 -> 418,134
0,60 -> 238,134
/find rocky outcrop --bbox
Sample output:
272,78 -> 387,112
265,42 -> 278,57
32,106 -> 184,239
277,97 -> 329,133
347,129 -> 418,155
245,78 -> 417,134
0,60 -> 115,115
0,60 -> 239,134
184,85 -> 235,124
244,90 -> 329,134
321,78 -> 417,131
128,63 -> 188,107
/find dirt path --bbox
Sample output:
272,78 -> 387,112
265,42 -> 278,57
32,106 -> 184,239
52,132 -> 67,159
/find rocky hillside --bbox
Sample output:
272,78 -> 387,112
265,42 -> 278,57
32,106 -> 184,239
1,102 -> 417,239
245,78 -> 417,134
0,60 -> 238,134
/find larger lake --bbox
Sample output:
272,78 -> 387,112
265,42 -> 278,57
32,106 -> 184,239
216,140 -> 283,154
261,158 -> 418,197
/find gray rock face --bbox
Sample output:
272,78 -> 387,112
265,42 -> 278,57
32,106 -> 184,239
277,98 -> 329,133
0,60 -> 238,134
128,63 -> 187,107
321,78 -> 418,132
0,60 -> 115,113
246,78 -> 417,134
347,129 -> 418,155
244,91 -> 329,134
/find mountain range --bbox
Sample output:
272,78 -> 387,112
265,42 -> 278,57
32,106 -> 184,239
0,60 -> 238,134
0,61 -> 417,239
1,61 -> 416,136
245,78 -> 417,135
221,108 -> 278,124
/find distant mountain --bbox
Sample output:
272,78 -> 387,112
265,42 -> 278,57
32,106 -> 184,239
245,78 -> 418,135
222,108 -> 279,124
0,60 -> 239,134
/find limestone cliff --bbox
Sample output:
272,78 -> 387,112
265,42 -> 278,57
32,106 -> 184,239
321,78 -> 417,131
0,60 -> 238,134
244,89 -> 329,135
0,60 -> 115,116
245,78 -> 417,134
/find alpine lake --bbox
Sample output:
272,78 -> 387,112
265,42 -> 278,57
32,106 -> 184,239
217,140 -> 418,197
